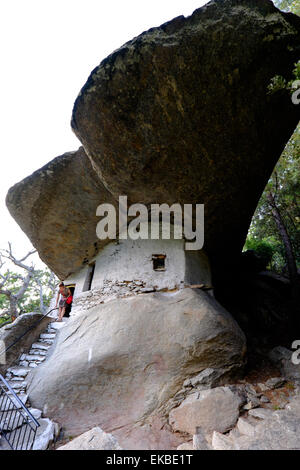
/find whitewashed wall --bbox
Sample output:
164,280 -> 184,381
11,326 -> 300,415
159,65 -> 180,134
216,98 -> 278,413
64,236 -> 211,316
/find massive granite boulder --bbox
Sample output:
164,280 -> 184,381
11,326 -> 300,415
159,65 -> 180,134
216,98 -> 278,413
27,288 -> 246,449
6,148 -> 118,278
6,0 -> 300,280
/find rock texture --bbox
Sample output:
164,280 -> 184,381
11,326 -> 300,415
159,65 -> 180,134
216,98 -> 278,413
268,346 -> 300,381
6,0 -> 300,279
0,313 -> 52,375
169,386 -> 244,434
0,321 -> 63,450
5,148 -> 117,279
27,288 -> 246,449
211,397 -> 300,450
57,427 -> 122,450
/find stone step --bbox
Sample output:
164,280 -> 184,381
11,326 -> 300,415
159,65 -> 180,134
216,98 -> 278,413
0,394 -> 28,412
6,367 -> 29,378
8,381 -> 27,390
19,361 -> 29,367
25,354 -> 45,362
6,377 -> 24,382
49,321 -> 67,330
39,333 -> 55,340
28,363 -> 38,368
29,349 -> 47,356
32,418 -> 55,450
0,409 -> 29,432
47,329 -> 57,334
31,343 -> 51,351
3,417 -> 56,450
39,339 -> 54,345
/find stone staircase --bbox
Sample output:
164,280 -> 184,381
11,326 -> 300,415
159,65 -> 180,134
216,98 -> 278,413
0,320 -> 66,450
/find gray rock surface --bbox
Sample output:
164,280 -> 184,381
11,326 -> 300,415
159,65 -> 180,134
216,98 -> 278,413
169,386 -> 244,434
27,288 -> 246,450
32,418 -> 55,450
177,442 -> 193,450
248,408 -> 273,420
0,410 -> 26,431
0,321 -> 62,451
57,427 -> 122,450
193,428 -> 211,450
6,147 -> 117,279
0,394 -> 28,412
3,417 -> 55,450
212,396 -> 300,450
183,367 -> 230,390
269,346 -> 300,381
0,313 -> 52,375
265,377 -> 286,389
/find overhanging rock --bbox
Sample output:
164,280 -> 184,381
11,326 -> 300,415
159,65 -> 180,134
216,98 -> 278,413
6,0 -> 300,279
6,148 -> 118,279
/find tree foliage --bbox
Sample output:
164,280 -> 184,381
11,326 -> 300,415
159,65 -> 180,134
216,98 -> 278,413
274,0 -> 300,15
246,0 -> 300,278
247,124 -> 300,274
0,269 -> 57,314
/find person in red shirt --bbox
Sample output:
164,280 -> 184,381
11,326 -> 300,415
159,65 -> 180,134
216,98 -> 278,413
55,282 -> 72,322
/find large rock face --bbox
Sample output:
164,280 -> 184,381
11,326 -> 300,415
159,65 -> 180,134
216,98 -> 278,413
6,0 -> 300,279
212,396 -> 300,450
6,148 -> 117,278
27,288 -> 246,449
169,386 -> 244,435
57,427 -> 122,450
71,0 -> 300,267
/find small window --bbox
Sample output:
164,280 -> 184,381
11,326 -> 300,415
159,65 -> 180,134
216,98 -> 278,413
152,254 -> 166,271
83,262 -> 96,292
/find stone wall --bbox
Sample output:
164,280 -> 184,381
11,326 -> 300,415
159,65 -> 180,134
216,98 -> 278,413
71,280 -> 185,315
0,313 -> 52,375
64,236 -> 212,316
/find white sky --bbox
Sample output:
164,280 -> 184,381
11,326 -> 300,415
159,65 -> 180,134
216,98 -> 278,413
0,0 -> 208,269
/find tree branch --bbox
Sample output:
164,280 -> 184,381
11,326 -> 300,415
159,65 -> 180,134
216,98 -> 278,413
15,270 -> 34,301
1,242 -> 36,272
34,275 -> 46,313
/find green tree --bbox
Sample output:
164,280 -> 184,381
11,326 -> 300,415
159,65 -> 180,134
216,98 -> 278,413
0,243 -> 57,321
244,237 -> 276,268
248,125 -> 300,274
274,0 -> 300,15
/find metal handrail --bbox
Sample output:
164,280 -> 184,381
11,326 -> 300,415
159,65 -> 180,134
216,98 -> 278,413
0,307 -> 58,359
0,307 -> 60,450
0,374 -> 40,450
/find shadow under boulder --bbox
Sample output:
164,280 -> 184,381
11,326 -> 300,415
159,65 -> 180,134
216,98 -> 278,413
214,251 -> 298,349
27,288 -> 246,450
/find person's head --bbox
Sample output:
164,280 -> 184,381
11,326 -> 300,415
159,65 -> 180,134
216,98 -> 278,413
59,282 -> 65,292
